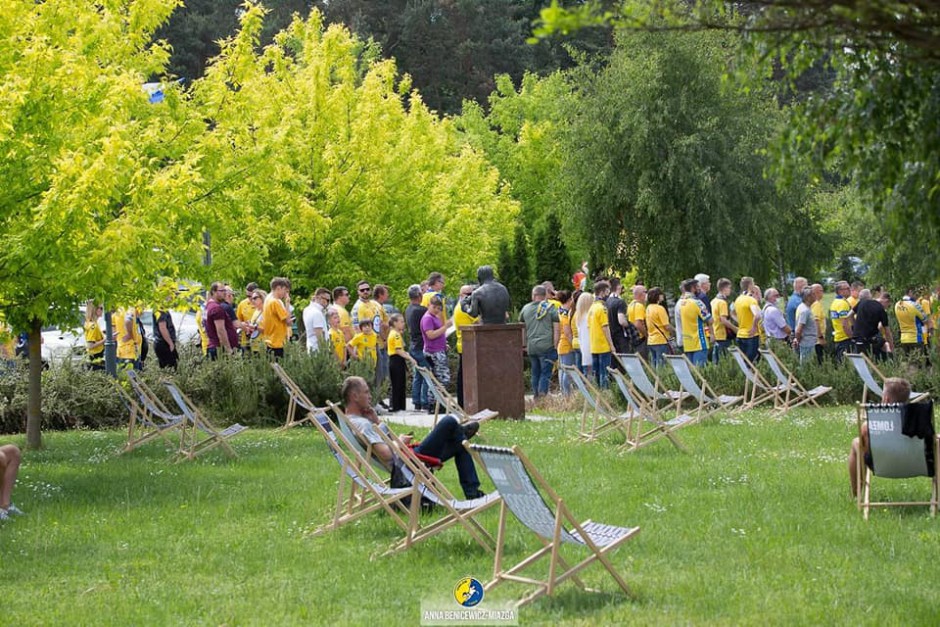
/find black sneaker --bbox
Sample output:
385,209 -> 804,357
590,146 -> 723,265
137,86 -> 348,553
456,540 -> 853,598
463,421 -> 480,440
465,489 -> 487,500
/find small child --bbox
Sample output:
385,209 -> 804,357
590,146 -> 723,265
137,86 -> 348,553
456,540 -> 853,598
386,313 -> 415,412
348,319 -> 377,368
327,308 -> 347,367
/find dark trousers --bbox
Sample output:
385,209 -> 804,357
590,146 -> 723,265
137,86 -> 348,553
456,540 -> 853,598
414,416 -> 480,498
737,336 -> 760,363
267,347 -> 284,360
815,344 -> 825,365
154,342 -> 178,369
389,354 -> 408,412
834,339 -> 852,363
456,353 -> 465,407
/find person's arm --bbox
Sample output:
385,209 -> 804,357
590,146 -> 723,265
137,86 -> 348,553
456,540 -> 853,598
881,323 -> 895,353
720,314 -> 738,335
158,319 -> 175,352
794,320 -> 805,344
552,321 -> 560,350
749,304 -> 762,336
840,315 -> 852,339
602,324 -> 615,352
214,318 -> 231,350
424,320 -> 451,339
617,311 -> 629,328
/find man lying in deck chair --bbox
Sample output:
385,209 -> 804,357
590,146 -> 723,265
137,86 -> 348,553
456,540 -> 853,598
848,377 -> 914,498
340,376 -> 487,499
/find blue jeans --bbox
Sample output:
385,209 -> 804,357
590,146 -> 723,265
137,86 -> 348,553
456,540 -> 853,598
685,348 -> 707,368
558,352 -> 578,396
414,416 -> 481,498
649,344 -> 668,368
592,352 -> 612,388
529,349 -> 557,397
737,336 -> 760,363
409,349 -> 430,408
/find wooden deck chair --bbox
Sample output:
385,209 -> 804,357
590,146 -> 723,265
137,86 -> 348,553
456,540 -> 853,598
270,362 -> 327,430
846,352 -> 929,405
560,364 -> 636,442
465,443 -> 640,608
163,382 -> 249,461
607,367 -> 693,453
119,371 -> 186,456
664,354 -> 743,421
330,402 -> 499,555
415,365 -> 498,426
857,402 -> 938,519
728,347 -> 785,412
307,408 -> 416,537
616,353 -> 689,412
758,349 -> 833,411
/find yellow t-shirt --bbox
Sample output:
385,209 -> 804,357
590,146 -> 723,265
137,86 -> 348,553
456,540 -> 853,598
249,309 -> 265,353
679,296 -> 711,352
387,329 -> 405,355
112,308 -> 140,360
329,327 -> 346,365
352,299 -> 387,348
547,299 -> 562,310
646,303 -> 669,346
421,291 -> 448,324
588,300 -> 611,354
348,332 -> 377,365
570,313 -> 580,350
895,297 -> 928,344
336,306 -> 353,339
829,297 -> 852,342
734,295 -> 759,339
711,296 -> 730,341
811,301 -> 826,345
452,302 -> 479,354
263,296 -> 290,349
627,301 -> 647,339
847,295 -> 858,309
84,320 -> 104,356
236,297 -> 254,346
196,308 -> 209,355
557,309 -> 572,355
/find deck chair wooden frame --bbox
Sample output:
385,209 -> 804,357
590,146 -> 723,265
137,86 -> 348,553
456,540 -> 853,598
270,362 -> 326,430
607,367 -> 692,453
664,354 -> 743,421
163,382 -> 248,461
307,409 -> 416,537
119,371 -> 186,456
560,364 -> 635,443
465,443 -> 640,608
857,403 -> 939,519
727,347 -> 784,412
846,352 -> 929,405
615,353 -> 689,413
415,365 -> 498,426
758,348 -> 833,411
330,402 -> 499,555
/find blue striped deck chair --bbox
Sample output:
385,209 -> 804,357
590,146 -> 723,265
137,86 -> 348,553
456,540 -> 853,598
846,352 -> 928,406
465,443 -> 640,608
758,349 -> 833,411
560,363 -> 636,443
271,362 -> 327,430
119,371 -> 186,456
307,408 -> 415,537
616,353 -> 689,412
607,367 -> 693,453
664,354 -> 743,421
163,382 -> 248,461
416,365 -> 498,426
728,347 -> 784,412
857,402 -> 938,519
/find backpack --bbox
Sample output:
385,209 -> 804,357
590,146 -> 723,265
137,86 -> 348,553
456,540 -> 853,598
623,319 -> 641,352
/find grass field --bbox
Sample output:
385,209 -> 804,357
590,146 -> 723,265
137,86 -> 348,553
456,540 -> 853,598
1,405 -> 939,625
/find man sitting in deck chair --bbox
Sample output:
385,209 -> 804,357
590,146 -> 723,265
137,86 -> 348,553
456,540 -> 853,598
341,376 -> 486,499
848,377 -> 910,497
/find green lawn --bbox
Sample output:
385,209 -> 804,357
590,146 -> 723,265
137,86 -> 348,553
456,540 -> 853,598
2,407 -> 938,625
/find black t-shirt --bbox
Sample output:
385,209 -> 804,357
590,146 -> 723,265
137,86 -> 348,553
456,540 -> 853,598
405,303 -> 428,352
853,299 -> 887,340
152,310 -> 177,346
606,294 -> 630,352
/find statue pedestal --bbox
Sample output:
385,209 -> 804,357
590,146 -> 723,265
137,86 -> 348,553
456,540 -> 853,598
462,324 -> 525,419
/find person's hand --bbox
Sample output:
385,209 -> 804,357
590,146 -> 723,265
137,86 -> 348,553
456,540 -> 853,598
400,434 -> 413,446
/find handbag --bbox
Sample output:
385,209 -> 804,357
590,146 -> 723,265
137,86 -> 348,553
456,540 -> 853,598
651,319 -> 677,354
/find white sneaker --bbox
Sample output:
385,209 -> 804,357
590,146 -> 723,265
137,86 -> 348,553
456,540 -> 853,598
0,509 -> 8,521
374,404 -> 389,416
6,504 -> 24,516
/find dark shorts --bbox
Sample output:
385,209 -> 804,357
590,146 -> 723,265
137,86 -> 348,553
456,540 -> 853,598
864,451 -> 874,472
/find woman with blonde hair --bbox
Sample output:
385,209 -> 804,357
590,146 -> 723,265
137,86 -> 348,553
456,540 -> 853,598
572,290 -> 595,377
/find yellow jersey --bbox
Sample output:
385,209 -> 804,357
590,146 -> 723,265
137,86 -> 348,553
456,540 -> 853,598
895,297 -> 928,344
587,300 -> 611,354
387,329 -> 405,355
112,308 -> 140,360
263,296 -> 290,349
249,309 -> 265,353
329,327 -> 346,365
679,296 -> 711,352
829,297 -> 852,342
452,302 -> 479,354
352,299 -> 387,348
348,331 -> 377,365
711,296 -> 730,341
734,295 -> 759,339
811,301 -> 826,344
336,306 -> 353,339
196,308 -> 209,355
236,297 -> 254,346
646,304 -> 669,346
557,309 -> 572,355
84,320 -> 104,356
627,301 -> 647,339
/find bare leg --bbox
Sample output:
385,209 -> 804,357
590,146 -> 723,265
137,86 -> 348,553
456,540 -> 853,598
848,423 -> 869,498
0,444 -> 21,509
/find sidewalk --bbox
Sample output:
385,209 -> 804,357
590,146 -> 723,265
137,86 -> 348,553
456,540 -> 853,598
383,397 -> 556,429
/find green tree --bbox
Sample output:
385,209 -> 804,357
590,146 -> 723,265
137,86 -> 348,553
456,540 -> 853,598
534,212 -> 571,287
503,223 -> 532,308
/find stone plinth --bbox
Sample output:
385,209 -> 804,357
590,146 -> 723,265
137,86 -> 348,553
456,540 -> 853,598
461,324 -> 525,419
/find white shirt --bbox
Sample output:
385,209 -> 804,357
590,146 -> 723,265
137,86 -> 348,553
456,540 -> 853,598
302,300 -> 327,352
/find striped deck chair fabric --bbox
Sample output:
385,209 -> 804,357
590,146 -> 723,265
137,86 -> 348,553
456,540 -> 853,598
664,355 -> 742,420
758,349 -> 833,411
846,352 -> 929,405
466,443 -> 639,608
617,353 -> 688,411
163,382 -> 248,461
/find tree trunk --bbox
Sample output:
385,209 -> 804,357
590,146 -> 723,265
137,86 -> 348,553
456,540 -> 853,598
26,317 -> 43,450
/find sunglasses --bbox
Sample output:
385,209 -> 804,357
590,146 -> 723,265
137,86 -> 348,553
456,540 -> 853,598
359,287 -> 371,292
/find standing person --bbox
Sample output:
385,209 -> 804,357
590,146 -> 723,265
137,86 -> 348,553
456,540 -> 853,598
372,284 -> 392,400
405,285 -> 430,411
326,307 -> 348,367
347,320 -> 378,367
84,301 -> 105,370
386,314 -> 414,412
221,286 -> 241,351
520,284 -> 561,398
556,290 -> 576,396
853,289 -> 894,361
421,272 -> 447,324
606,278 -> 630,356
829,280 -> 854,363
302,288 -> 330,353
573,291 -> 594,377
152,306 -> 178,370
786,277 -> 808,329
678,279 -> 712,367
710,279 -> 737,363
694,274 -> 712,316
236,282 -> 259,351
627,285 -> 648,360
811,283 -> 827,364
453,285 -> 479,407
421,296 -> 453,407
588,280 -> 614,388
734,277 -> 763,363
263,277 -> 293,359
761,288 -> 792,350
793,287 -> 819,364
895,287 -> 931,362
0,443 -> 23,520
645,288 -> 673,367
113,305 -> 141,370
204,283 -> 234,360
246,289 -> 266,355
847,281 -> 865,309
332,286 -> 354,342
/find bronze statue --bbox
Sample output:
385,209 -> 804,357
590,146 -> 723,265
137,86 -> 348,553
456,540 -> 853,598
467,265 -> 511,324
